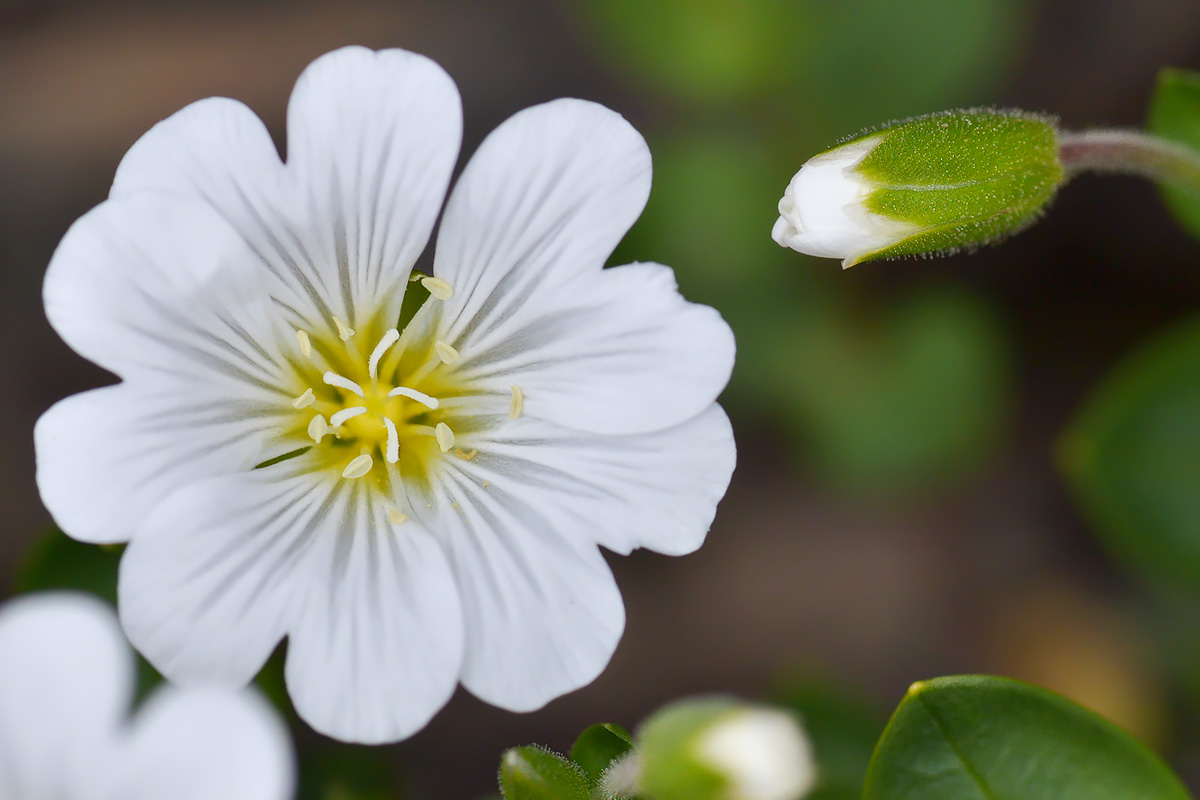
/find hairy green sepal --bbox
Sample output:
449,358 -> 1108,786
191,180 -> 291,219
852,109 -> 1064,264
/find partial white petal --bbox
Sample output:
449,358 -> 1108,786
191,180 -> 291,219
0,594 -> 131,800
285,46 -> 462,322
36,384 -> 270,545
44,192 -> 286,387
454,261 -> 735,435
407,467 -> 625,712
102,687 -> 293,800
453,404 -> 735,558
433,99 -> 651,346
772,136 -> 916,265
118,472 -> 322,686
284,486 -> 464,744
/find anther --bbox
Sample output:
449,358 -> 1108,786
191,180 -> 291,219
435,422 -> 456,453
330,407 -> 367,428
387,385 -> 440,410
383,418 -> 400,464
368,328 -> 400,380
323,371 -> 365,397
421,276 -> 454,300
308,414 -> 330,443
509,385 -> 524,420
295,329 -> 313,358
291,388 -> 315,409
333,316 -> 355,341
435,340 -> 460,365
387,507 -> 409,525
342,454 -> 373,479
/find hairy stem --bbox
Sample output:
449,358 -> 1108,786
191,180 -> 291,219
1058,129 -> 1200,190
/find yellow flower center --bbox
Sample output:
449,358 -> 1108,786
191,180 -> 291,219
267,276 -> 513,501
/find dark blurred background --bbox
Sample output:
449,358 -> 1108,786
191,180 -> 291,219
4,1 -> 1200,797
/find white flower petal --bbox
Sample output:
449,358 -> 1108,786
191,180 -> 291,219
36,384 -> 270,544
45,191 -> 285,386
456,404 -> 735,558
284,486 -> 464,744
0,594 -> 131,799
285,46 -> 462,321
110,46 -> 462,327
432,99 -> 651,346
454,261 -> 735,435
117,472 -> 322,687
407,467 -> 626,712
103,687 -> 293,800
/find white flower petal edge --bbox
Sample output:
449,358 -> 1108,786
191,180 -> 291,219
434,100 -> 735,435
110,45 -> 462,332
0,593 -> 293,800
407,405 -> 735,710
119,470 -> 464,745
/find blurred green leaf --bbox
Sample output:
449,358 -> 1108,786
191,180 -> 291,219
1148,67 -> 1200,241
579,0 -> 1021,127
864,676 -> 1191,800
777,285 -> 1012,496
297,743 -> 395,800
500,746 -> 590,800
777,682 -> 883,800
569,723 -> 633,787
579,0 -> 798,106
1060,316 -> 1200,586
16,526 -> 122,603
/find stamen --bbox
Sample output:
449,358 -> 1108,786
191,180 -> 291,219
291,388 -> 315,409
386,385 -> 440,410
295,329 -> 313,358
435,340 -> 460,365
387,507 -> 409,525
333,316 -> 355,341
330,406 -> 368,428
342,454 -> 373,479
368,328 -> 400,380
323,371 -> 365,397
383,418 -> 400,464
435,422 -> 456,453
308,414 -> 330,443
421,276 -> 454,300
509,385 -> 524,419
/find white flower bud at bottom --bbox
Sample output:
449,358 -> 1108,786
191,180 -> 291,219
694,708 -> 817,800
771,136 -> 916,267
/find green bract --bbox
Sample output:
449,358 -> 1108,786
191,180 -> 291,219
773,109 -> 1065,267
863,676 -> 1192,800
856,109 -> 1063,261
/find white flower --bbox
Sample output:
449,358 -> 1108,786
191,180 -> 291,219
0,592 -> 293,800
695,708 -> 817,800
771,136 -> 917,267
35,46 -> 736,744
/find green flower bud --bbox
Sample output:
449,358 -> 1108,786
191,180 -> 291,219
631,697 -> 816,800
772,108 -> 1065,267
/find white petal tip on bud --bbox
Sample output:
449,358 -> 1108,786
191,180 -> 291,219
772,135 -> 915,267
696,708 -> 818,800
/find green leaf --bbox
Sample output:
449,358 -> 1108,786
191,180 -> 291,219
1059,315 -> 1200,585
569,723 -> 634,787
499,746 -> 590,800
1148,67 -> 1200,240
863,675 -> 1192,800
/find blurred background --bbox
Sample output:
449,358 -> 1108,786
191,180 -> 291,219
4,0 -> 1200,797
